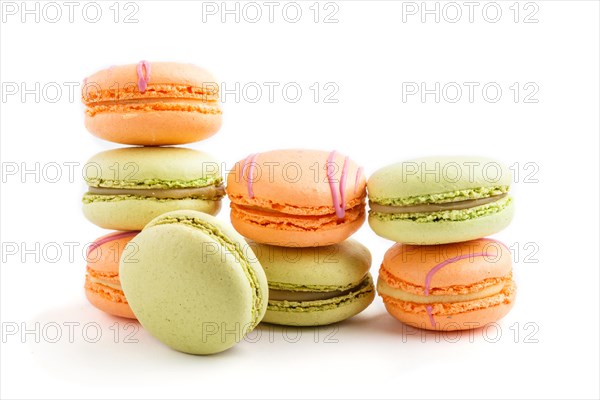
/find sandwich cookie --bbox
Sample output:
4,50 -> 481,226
368,156 -> 514,244
82,61 -> 222,145
227,149 -> 367,247
378,239 -> 516,331
85,231 -> 138,319
251,240 -> 375,326
82,147 -> 224,230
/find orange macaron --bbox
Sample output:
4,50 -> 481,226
227,149 -> 367,247
377,238 -> 516,331
84,231 -> 139,319
82,61 -> 222,145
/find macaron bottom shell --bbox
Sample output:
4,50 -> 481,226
84,285 -> 136,319
83,197 -> 221,231
368,200 -> 514,245
263,275 -> 375,326
231,212 -> 365,247
85,110 -> 222,146
381,280 -> 516,331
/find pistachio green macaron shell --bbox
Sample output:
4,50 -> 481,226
83,197 -> 221,231
250,240 -> 372,291
84,147 -> 222,189
119,210 -> 268,355
368,156 -> 512,204
251,240 -> 375,326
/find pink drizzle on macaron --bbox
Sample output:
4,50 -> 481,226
242,153 -> 259,199
87,231 -> 139,257
136,60 -> 151,93
354,167 -> 363,194
423,239 -> 509,328
327,151 -> 349,219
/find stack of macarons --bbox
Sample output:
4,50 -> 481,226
81,61 -> 225,321
367,156 -> 516,331
78,61 -> 521,354
226,149 -> 375,326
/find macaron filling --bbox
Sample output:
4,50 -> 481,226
377,277 -> 510,304
381,281 -> 516,317
369,193 -> 507,213
85,185 -> 225,200
369,185 -> 509,206
84,83 -> 221,117
86,274 -> 123,291
370,195 -> 512,223
267,275 -> 374,311
230,203 -> 365,230
269,276 -> 371,302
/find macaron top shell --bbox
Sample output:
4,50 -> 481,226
382,239 -> 512,288
120,210 -> 268,354
82,62 -> 218,100
368,156 -> 512,204
86,231 -> 139,274
250,239 -> 371,289
84,147 -> 222,188
227,149 -> 366,215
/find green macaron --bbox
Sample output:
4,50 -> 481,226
119,210 -> 268,355
250,240 -> 375,326
368,156 -> 514,244
82,147 -> 225,230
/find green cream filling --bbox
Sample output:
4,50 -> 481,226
84,177 -> 222,190
370,186 -> 509,206
146,216 -> 263,332
370,196 -> 512,223
82,194 -> 218,203
267,275 -> 374,313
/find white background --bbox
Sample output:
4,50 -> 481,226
1,1 -> 599,399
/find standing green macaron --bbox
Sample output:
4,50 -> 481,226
368,156 -> 514,244
251,240 -> 375,326
119,210 -> 268,355
82,147 -> 225,231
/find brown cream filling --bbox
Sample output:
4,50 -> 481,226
370,193 -> 507,214
269,279 -> 368,302
233,203 -> 364,218
87,97 -> 219,107
87,185 -> 225,200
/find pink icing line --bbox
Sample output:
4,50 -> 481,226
354,167 -> 363,194
423,240 -> 509,328
339,156 -> 349,216
327,151 -> 345,219
242,153 -> 258,198
136,60 -> 151,93
87,231 -> 139,257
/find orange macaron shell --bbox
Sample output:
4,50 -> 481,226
378,239 -> 516,331
383,289 -> 516,331
84,231 -> 138,319
226,149 -> 367,247
82,62 -> 222,145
